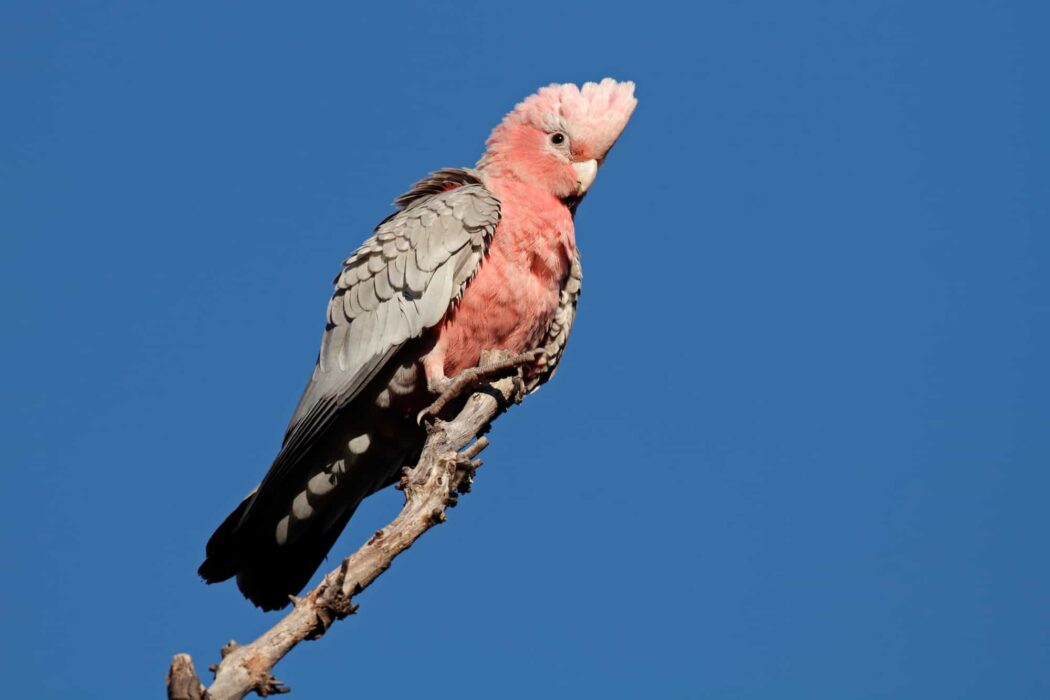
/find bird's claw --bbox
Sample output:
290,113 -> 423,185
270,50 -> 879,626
417,349 -> 546,424
416,405 -> 439,425
417,375 -> 458,424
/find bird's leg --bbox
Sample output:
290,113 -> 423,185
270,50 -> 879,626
417,348 -> 547,423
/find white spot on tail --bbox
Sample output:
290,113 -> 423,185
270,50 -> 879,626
374,388 -> 391,409
308,470 -> 337,497
292,491 -> 313,520
275,515 -> 290,546
349,433 -> 370,455
390,363 -> 419,395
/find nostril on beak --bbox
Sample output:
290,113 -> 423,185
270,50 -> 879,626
571,159 -> 598,194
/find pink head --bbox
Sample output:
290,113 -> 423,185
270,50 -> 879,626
478,78 -> 637,200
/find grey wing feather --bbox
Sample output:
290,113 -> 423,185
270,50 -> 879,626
270,175 -> 500,483
527,251 -> 583,392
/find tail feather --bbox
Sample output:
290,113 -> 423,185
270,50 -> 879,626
198,487 -> 359,610
235,506 -> 356,611
198,433 -> 417,610
198,489 -> 256,584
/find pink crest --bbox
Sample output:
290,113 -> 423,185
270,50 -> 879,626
497,78 -> 637,159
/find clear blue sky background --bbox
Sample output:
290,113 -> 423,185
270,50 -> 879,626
2,2 -> 1047,697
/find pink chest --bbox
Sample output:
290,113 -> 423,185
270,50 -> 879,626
436,185 -> 575,377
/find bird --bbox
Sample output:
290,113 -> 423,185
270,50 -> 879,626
199,79 -> 637,610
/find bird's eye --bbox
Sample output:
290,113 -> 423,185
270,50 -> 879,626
550,132 -> 566,145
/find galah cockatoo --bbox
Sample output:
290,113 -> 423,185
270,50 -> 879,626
199,79 -> 637,609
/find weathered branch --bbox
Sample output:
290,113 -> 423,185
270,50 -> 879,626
168,350 -> 531,700
167,654 -> 205,700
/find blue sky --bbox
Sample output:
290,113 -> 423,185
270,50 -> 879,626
2,2 -> 1047,697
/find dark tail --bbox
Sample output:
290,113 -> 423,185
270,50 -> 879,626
198,487 -> 360,611
198,443 -> 411,610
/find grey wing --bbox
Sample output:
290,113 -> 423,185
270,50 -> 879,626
271,182 -> 500,481
527,251 -> 583,392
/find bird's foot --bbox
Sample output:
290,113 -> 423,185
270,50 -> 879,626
417,349 -> 546,423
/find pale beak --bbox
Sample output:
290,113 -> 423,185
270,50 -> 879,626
571,159 -> 598,194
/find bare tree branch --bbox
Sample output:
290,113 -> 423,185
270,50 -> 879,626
167,654 -> 205,700
167,350 -> 532,700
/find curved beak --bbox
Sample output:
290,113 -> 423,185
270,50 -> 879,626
571,159 -> 598,194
